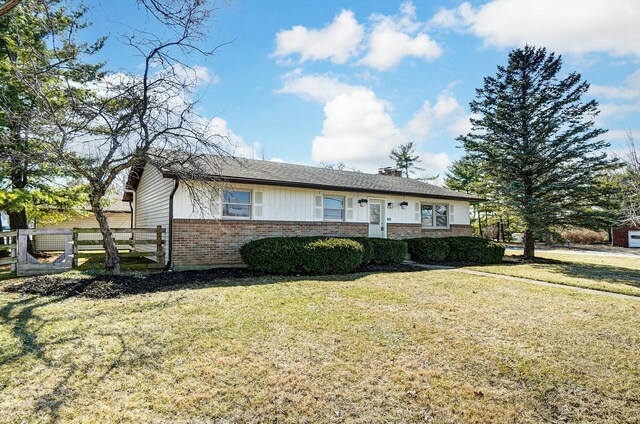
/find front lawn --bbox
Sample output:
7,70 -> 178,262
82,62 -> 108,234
467,252 -> 640,297
1,270 -> 639,422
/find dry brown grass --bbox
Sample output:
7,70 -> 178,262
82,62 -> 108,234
470,251 -> 640,296
1,270 -> 639,422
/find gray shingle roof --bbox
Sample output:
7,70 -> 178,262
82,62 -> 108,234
161,157 -> 482,202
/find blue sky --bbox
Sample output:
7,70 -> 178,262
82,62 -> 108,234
82,0 -> 640,179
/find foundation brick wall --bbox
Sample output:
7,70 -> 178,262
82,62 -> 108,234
612,226 -> 640,248
387,223 -> 473,239
172,219 -> 473,267
172,219 -> 368,267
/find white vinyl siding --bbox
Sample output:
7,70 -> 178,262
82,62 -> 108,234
169,181 -> 471,225
135,165 -> 173,261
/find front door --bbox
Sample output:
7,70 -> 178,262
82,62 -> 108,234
368,200 -> 385,238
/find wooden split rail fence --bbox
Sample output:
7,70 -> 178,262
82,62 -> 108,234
0,231 -> 18,278
0,226 -> 165,277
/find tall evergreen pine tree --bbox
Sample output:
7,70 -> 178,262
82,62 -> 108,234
459,46 -> 614,259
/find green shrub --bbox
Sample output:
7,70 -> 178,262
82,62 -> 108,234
368,238 -> 408,265
441,236 -> 505,264
348,237 -> 374,264
407,238 -> 449,263
240,237 -> 364,275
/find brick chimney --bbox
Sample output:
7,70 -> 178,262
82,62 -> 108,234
378,167 -> 402,177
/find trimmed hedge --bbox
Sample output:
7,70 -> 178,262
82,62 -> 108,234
368,238 -> 408,265
441,236 -> 505,264
407,237 -> 449,263
349,237 -> 374,264
240,237 -> 364,275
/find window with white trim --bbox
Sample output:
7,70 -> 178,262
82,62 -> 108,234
222,190 -> 251,218
323,195 -> 345,221
421,203 -> 449,228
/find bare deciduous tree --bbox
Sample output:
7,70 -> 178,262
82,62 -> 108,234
616,132 -> 640,227
20,0 -> 231,274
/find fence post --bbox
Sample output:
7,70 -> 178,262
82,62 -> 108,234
72,229 -> 78,268
10,233 -> 16,274
156,225 -> 165,267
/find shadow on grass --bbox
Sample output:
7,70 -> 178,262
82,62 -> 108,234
0,296 -> 66,367
0,294 -> 138,422
2,264 -> 430,300
491,256 -> 640,288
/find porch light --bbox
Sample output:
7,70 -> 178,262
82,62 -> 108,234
387,202 -> 394,209
399,201 -> 409,209
358,198 -> 368,207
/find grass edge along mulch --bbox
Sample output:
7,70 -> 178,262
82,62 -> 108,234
1,263 -> 425,299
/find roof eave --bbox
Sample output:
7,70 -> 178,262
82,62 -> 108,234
160,171 -> 484,202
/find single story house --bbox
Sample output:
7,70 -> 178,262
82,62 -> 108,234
124,157 -> 482,269
612,226 -> 640,248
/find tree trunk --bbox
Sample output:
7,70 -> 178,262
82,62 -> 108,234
8,209 -> 35,255
0,214 -> 6,258
500,218 -> 506,242
523,228 -> 535,259
91,199 -> 121,275
477,210 -> 483,237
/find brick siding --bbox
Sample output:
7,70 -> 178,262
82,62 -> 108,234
387,223 -> 473,239
612,226 -> 640,248
171,219 -> 473,268
171,219 -> 368,267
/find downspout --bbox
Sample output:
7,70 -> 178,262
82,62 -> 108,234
128,199 -> 134,228
166,178 -> 180,270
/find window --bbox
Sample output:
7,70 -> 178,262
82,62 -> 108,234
323,195 -> 344,221
421,204 -> 433,227
421,203 -> 448,228
222,190 -> 251,218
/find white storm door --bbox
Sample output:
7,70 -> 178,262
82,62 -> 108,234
368,200 -> 385,238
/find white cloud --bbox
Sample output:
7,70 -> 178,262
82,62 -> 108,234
278,72 -> 400,167
406,89 -> 470,139
278,72 -> 462,175
207,117 -> 261,159
273,10 -> 364,64
311,89 -> 403,166
276,70 -> 363,103
591,69 -> 640,100
598,101 -> 640,120
273,2 -> 441,71
420,151 -> 453,178
360,2 -> 442,70
430,0 -> 640,58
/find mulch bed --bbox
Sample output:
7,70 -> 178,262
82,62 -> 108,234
2,263 -> 426,299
